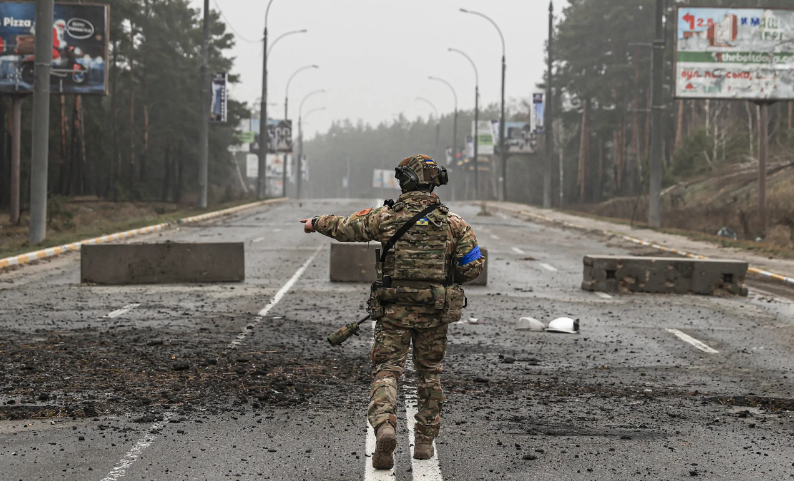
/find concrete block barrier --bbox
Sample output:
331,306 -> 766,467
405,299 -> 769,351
81,243 -> 245,285
330,244 -> 488,285
582,255 -> 748,296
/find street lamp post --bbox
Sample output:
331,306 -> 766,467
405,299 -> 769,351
415,97 -> 440,147
285,65 -> 318,120
284,64 -> 318,196
544,1 -> 554,209
449,48 -> 479,200
298,107 -> 326,200
428,76 -> 458,199
296,89 -> 325,198
460,8 -> 506,202
259,0 -> 306,199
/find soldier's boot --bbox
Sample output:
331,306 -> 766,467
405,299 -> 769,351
413,433 -> 435,460
372,422 -> 397,470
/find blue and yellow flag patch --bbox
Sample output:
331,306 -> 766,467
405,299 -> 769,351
416,218 -> 430,226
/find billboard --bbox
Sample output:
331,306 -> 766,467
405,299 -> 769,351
503,122 -> 536,154
532,93 -> 544,133
373,169 -> 399,189
0,2 -> 109,95
675,7 -> 794,100
265,153 -> 291,178
211,72 -> 227,122
250,118 -> 293,153
473,120 -> 495,155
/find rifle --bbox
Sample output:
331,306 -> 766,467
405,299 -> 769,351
326,314 -> 371,346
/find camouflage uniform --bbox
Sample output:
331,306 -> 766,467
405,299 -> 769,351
314,159 -> 484,440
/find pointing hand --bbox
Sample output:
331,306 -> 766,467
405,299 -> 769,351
300,218 -> 315,234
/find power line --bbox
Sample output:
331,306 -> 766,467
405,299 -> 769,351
212,0 -> 261,44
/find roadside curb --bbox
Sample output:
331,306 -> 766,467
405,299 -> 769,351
0,197 -> 287,272
489,203 -> 794,289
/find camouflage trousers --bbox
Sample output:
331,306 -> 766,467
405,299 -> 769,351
368,318 -> 448,439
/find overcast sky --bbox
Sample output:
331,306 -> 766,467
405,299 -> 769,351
194,0 -> 555,139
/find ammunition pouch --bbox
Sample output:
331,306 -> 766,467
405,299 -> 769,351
441,284 -> 466,324
369,281 -> 466,324
375,282 -> 446,310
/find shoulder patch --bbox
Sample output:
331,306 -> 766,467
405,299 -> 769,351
355,207 -> 373,217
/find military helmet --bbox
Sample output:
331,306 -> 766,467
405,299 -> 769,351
395,154 -> 448,192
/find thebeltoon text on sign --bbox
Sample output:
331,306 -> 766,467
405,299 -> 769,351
0,2 -> 109,95
675,7 -> 794,100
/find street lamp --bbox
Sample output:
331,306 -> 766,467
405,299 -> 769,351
258,0 -> 307,199
284,64 -> 318,195
285,65 -> 318,120
296,89 -> 325,199
449,47 -> 479,200
415,97 -> 440,148
297,106 -> 326,200
428,76 -> 458,167
460,8 -> 507,202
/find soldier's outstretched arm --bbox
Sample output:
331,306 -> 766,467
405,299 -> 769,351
449,214 -> 485,283
299,207 -> 383,242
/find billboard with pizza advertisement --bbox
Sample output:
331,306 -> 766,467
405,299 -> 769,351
0,2 -> 109,95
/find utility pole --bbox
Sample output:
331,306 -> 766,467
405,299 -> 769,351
499,55 -> 506,202
648,0 -> 664,229
543,1 -> 554,209
474,88 -> 479,200
9,99 -> 21,224
198,0 -> 209,208
29,0 -> 53,244
758,102 -> 769,235
258,1 -> 275,200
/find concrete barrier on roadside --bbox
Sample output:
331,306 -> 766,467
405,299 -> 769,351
81,243 -> 245,285
582,255 -> 748,296
330,244 -> 488,285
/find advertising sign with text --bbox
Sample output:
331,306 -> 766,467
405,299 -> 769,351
675,7 -> 794,100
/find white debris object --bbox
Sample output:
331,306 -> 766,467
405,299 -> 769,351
515,317 -> 545,331
547,317 -> 580,334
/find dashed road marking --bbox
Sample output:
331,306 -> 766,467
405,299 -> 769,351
230,244 -> 323,348
252,237 -> 265,243
667,328 -> 719,354
511,247 -> 525,255
540,263 -> 557,272
594,292 -> 612,299
106,304 -> 141,319
99,411 -> 174,481
490,234 -> 500,240
404,358 -> 444,480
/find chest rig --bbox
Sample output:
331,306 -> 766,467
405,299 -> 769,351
369,200 -> 465,325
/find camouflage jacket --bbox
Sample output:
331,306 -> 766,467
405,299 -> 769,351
314,192 -> 484,328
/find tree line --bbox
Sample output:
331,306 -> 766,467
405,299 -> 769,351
0,0 -> 248,217
304,0 -> 794,212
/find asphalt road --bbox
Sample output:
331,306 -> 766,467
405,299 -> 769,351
2,199 -> 794,481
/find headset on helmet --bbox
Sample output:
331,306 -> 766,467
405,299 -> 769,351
395,157 -> 449,193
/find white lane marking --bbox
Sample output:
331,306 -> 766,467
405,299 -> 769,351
252,237 -> 265,243
230,244 -> 323,348
667,329 -> 719,354
364,320 -> 396,479
99,411 -> 174,480
595,292 -> 612,299
404,358 -> 444,481
375,199 -> 383,208
490,234 -> 500,240
540,263 -> 558,272
511,247 -> 525,255
106,304 -> 141,319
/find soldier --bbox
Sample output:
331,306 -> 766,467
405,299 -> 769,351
300,154 -> 484,470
